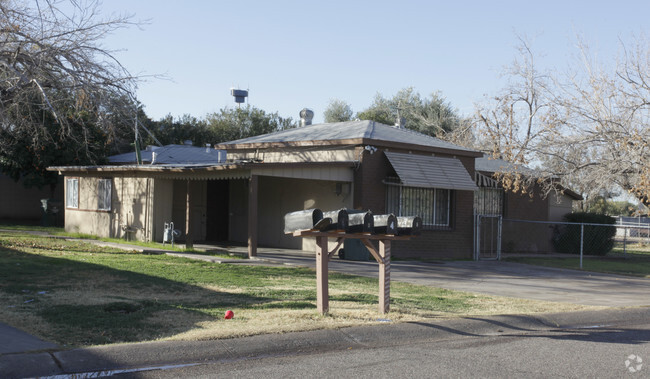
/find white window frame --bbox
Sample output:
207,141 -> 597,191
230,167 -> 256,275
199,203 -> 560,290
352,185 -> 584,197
97,179 -> 112,211
66,178 -> 79,209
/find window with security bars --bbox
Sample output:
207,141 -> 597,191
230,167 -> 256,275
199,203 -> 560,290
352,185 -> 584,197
66,178 -> 78,209
386,180 -> 451,228
97,179 -> 112,211
474,187 -> 504,215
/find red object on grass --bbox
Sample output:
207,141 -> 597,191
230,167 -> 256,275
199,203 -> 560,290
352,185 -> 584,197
224,310 -> 234,319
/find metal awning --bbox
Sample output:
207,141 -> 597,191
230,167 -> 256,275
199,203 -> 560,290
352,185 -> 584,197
384,152 -> 478,191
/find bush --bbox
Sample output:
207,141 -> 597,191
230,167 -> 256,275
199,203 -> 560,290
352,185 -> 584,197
552,213 -> 617,256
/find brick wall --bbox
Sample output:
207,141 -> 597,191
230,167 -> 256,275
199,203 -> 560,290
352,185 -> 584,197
354,147 -> 476,259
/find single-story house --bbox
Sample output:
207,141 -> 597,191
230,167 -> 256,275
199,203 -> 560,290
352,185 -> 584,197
50,120 -> 483,259
474,155 -> 583,254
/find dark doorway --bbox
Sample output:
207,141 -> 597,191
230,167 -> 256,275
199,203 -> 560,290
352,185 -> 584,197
206,180 -> 229,241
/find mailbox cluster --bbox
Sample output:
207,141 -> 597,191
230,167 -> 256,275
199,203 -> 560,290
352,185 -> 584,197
284,208 -> 422,236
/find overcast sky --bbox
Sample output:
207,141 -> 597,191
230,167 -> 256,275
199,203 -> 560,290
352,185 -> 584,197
100,0 -> 649,123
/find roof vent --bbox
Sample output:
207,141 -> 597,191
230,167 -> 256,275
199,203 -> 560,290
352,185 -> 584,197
300,108 -> 314,127
184,140 -> 193,146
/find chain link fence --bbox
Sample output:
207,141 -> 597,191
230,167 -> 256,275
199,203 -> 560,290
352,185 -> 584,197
475,216 -> 650,264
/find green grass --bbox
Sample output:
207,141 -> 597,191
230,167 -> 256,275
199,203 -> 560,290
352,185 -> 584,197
0,222 -> 243,258
0,230 -> 592,347
505,255 -> 650,277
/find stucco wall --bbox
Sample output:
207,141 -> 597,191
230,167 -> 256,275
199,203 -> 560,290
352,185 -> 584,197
171,180 -> 207,242
152,179 -> 173,242
226,176 -> 351,250
65,175 -> 154,241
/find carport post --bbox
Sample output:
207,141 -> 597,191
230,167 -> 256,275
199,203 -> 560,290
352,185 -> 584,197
247,175 -> 258,258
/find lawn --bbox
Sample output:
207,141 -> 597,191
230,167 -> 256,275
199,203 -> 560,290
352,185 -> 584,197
505,246 -> 650,278
0,230 -> 595,347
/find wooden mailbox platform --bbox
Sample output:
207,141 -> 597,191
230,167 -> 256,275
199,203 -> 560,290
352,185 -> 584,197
290,230 -> 412,315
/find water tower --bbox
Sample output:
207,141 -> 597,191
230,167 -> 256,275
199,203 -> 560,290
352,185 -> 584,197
231,88 -> 248,107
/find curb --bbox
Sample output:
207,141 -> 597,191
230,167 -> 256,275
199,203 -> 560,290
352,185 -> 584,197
2,307 -> 649,378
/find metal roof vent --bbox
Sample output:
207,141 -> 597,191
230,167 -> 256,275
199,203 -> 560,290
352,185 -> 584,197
183,140 -> 193,146
300,108 -> 314,127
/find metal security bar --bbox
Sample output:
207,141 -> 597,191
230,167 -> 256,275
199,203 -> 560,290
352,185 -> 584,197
385,179 -> 450,228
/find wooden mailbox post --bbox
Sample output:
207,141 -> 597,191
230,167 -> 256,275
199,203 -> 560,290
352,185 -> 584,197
289,230 -> 412,315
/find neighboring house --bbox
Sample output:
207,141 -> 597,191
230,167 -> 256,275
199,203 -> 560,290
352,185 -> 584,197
474,155 -> 583,253
50,120 -> 482,259
0,174 -> 64,225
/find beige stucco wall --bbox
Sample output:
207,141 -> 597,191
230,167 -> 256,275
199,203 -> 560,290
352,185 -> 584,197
152,179 -> 173,242
65,175 -> 155,241
171,180 -> 207,242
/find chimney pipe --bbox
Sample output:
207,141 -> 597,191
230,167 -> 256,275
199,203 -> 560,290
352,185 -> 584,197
299,108 -> 314,127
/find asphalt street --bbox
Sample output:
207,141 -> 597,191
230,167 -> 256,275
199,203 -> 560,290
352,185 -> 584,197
124,321 -> 650,378
2,307 -> 650,378
1,235 -> 649,378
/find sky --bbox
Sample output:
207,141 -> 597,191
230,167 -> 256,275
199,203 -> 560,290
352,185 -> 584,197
99,0 -> 650,124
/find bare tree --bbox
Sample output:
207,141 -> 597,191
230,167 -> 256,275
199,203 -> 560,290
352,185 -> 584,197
476,34 -> 650,205
0,0 -> 141,186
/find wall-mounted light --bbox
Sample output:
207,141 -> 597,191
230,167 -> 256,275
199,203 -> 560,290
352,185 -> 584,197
364,145 -> 377,154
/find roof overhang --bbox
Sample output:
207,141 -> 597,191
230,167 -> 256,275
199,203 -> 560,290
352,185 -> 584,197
216,138 -> 483,158
385,152 -> 478,191
47,161 -> 356,181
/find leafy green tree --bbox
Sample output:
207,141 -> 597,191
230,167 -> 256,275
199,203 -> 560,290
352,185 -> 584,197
356,87 -> 462,136
205,105 -> 296,142
144,114 -> 211,146
323,99 -> 354,123
0,95 -> 109,191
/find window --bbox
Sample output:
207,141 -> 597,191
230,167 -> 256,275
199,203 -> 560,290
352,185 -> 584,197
97,179 -> 112,211
66,178 -> 79,209
386,181 -> 451,228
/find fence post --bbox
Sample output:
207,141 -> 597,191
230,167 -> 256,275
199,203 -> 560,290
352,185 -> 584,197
623,228 -> 627,259
579,223 -> 584,269
497,216 -> 502,261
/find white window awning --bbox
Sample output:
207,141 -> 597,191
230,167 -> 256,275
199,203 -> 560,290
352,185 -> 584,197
384,152 -> 478,191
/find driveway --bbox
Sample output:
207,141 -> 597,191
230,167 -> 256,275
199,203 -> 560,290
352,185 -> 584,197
253,249 -> 649,307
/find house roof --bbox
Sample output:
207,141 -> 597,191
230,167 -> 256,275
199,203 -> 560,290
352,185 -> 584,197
218,120 -> 481,156
108,144 -> 227,165
475,156 -> 536,176
475,156 -> 583,200
385,152 -> 477,191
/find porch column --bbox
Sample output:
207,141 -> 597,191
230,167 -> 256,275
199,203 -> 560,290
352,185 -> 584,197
248,175 -> 258,258
185,180 -> 193,249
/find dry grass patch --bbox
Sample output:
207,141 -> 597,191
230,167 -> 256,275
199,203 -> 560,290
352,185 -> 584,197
0,230 -> 603,347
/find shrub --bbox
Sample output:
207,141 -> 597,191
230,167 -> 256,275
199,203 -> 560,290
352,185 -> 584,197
552,213 -> 617,256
